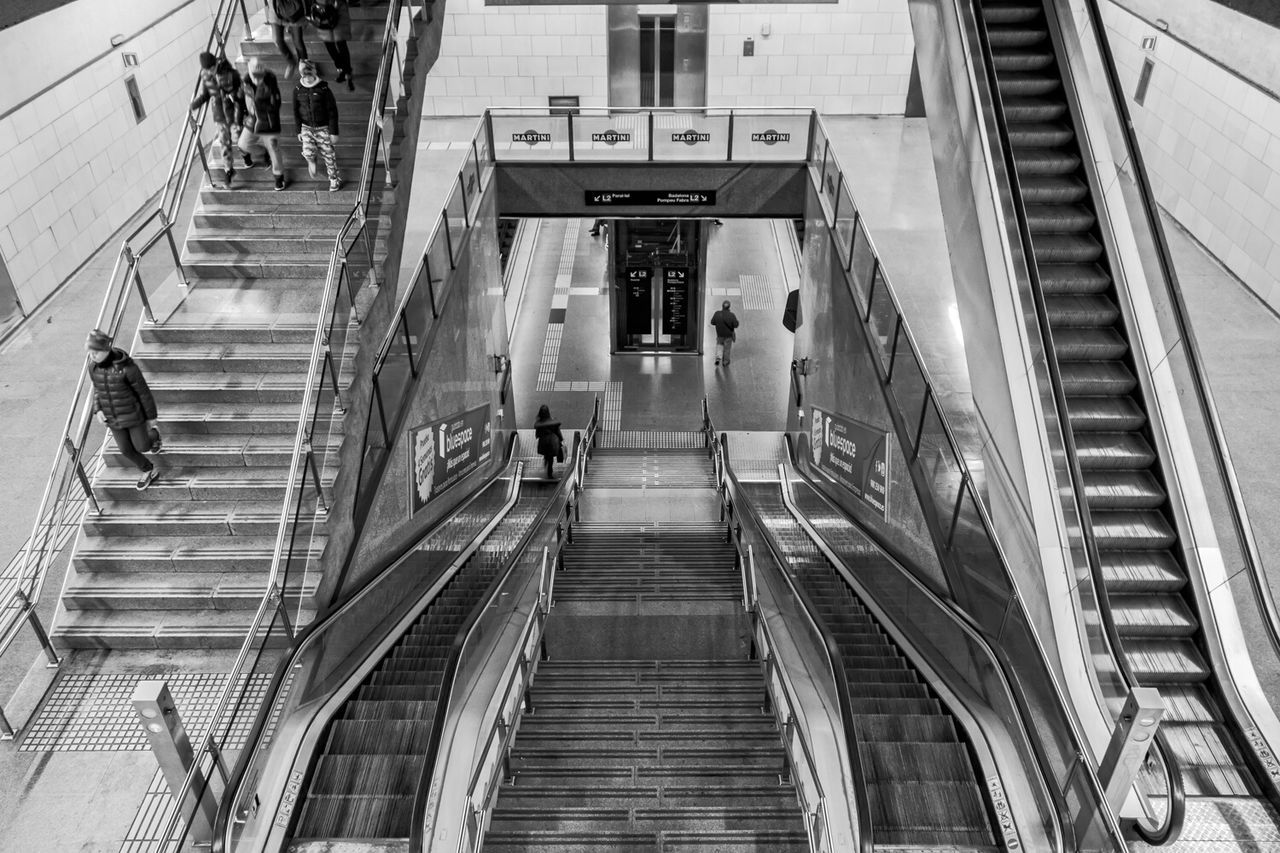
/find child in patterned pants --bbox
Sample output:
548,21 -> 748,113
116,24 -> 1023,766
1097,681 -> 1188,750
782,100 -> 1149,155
292,60 -> 342,192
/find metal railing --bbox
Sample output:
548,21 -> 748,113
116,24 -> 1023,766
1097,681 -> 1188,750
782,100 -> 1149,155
966,0 -> 1184,840
0,0 -> 265,739
431,406 -> 600,853
804,113 -> 1128,850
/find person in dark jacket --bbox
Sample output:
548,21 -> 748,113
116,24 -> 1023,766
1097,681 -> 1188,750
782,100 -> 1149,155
310,0 -> 355,89
533,404 -> 564,480
190,52 -> 247,189
267,0 -> 309,74
710,299 -> 739,366
240,58 -> 288,191
293,60 -> 342,192
86,329 -> 160,490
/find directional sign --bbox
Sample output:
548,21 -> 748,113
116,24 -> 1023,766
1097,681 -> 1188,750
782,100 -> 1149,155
585,190 -> 717,206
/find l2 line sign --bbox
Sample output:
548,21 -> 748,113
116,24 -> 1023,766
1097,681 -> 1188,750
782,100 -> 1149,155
409,404 -> 493,516
809,405 -> 890,518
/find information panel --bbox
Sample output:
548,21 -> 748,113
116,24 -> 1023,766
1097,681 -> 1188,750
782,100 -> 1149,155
662,267 -> 689,336
624,267 -> 653,335
809,405 -> 890,517
409,404 -> 493,516
586,190 -> 716,206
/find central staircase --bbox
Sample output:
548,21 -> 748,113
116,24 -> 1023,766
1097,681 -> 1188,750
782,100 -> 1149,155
484,437 -> 808,851
53,2 -> 415,648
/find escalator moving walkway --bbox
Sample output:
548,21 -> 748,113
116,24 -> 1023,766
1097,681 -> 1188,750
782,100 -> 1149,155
980,0 -> 1259,798
290,488 -> 552,840
742,482 -> 995,848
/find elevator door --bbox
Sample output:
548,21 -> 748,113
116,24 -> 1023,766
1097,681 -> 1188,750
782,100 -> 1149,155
639,15 -> 675,107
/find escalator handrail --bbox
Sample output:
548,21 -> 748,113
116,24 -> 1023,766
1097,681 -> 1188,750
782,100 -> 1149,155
411,403 -> 601,852
704,423 -> 873,853
967,0 -> 1184,840
213,441 -> 524,850
779,452 -> 1079,853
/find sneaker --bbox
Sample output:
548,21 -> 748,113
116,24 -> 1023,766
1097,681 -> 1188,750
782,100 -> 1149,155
135,468 -> 160,491
242,153 -> 254,168
150,434 -> 163,454
306,158 -> 318,179
329,179 -> 343,193
336,70 -> 347,82
274,174 -> 288,191
346,75 -> 355,92
223,167 -> 235,189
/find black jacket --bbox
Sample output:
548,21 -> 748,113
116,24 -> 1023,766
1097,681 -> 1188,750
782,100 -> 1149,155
191,61 -> 245,127
534,418 -> 564,458
89,349 -> 157,429
243,71 -> 283,134
710,309 -> 739,339
293,82 -> 340,135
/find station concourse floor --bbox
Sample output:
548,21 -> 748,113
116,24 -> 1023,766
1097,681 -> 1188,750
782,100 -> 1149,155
0,115 -> 1278,851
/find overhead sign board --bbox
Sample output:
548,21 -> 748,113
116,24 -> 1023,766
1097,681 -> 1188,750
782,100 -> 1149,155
585,190 -> 716,206
809,405 -> 890,518
409,404 -> 493,516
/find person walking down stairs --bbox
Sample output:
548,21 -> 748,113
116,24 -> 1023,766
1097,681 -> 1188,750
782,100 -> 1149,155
310,0 -> 356,90
85,329 -> 161,491
241,58 -> 288,191
189,52 -> 246,190
533,404 -> 564,480
294,60 -> 343,192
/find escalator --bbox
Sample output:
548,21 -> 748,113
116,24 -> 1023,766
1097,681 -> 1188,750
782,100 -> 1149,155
977,0 -> 1273,816
288,483 -> 553,841
740,481 -> 996,848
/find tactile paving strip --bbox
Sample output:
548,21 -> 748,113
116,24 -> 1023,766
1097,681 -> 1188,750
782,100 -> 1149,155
738,273 -> 781,310
596,430 -> 705,450
21,671 -> 272,752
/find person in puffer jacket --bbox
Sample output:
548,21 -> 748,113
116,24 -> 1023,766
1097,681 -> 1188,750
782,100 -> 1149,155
190,52 -> 247,189
241,57 -> 288,191
293,60 -> 342,191
85,329 -> 161,490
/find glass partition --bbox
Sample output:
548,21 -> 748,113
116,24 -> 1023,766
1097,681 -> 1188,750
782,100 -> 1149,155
568,114 -> 650,161
730,112 -> 811,161
650,112 -> 731,161
489,114 -> 571,161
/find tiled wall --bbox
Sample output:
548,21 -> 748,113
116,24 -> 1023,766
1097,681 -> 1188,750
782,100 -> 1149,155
422,0 -> 914,116
1103,2 -> 1280,308
0,0 -> 214,313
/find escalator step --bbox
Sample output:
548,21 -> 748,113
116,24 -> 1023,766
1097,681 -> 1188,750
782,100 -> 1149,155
1109,593 -> 1198,636
1052,327 -> 1129,361
1090,508 -> 1177,549
1065,395 -> 1146,432
848,696 -> 943,716
866,780 -> 993,837
1008,123 -> 1076,149
1100,550 -> 1185,592
852,714 -> 959,742
1157,685 -> 1222,723
986,26 -> 1048,49
1084,470 -> 1166,509
1037,262 -> 1112,294
992,50 -> 1056,73
344,699 -> 436,719
324,718 -> 432,754
996,72 -> 1061,98
1044,293 -> 1119,327
1025,202 -> 1095,233
294,793 -> 412,838
1073,432 -> 1156,469
981,3 -> 1041,26
1031,233 -> 1104,264
1001,96 -> 1068,124
307,753 -> 419,796
1161,723 -> 1257,796
1057,360 -> 1137,395
1124,638 -> 1210,681
859,741 -> 980,782
1014,147 -> 1080,176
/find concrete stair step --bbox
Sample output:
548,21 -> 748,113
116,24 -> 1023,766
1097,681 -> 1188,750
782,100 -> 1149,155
150,372 -> 309,403
192,206 -> 354,233
94,465 -> 335,501
159,401 -> 343,434
62,570 -> 317,611
488,808 -> 801,833
135,341 -> 319,372
197,183 -> 392,206
82,499 -> 312,537
185,228 -> 389,257
102,432 -> 343,469
181,251 -> 332,279
73,534 -> 325,573
52,608 -> 306,649
139,323 -> 316,344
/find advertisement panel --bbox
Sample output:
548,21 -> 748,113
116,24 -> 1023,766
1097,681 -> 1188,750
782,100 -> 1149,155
809,405 -> 890,517
409,404 -> 493,516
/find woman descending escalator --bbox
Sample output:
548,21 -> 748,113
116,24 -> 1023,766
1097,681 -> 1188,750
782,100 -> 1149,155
534,404 -> 564,480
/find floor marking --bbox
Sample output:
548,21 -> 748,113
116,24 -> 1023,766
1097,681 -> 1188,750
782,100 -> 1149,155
739,274 -> 780,310
536,324 -> 563,391
603,381 -> 623,431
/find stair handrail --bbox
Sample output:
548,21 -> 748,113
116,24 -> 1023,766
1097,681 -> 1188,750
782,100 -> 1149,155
0,0 -> 262,739
808,110 -> 1129,849
145,2 -> 421,848
417,418 -> 598,853
964,0 -> 1183,841
703,417 -> 872,853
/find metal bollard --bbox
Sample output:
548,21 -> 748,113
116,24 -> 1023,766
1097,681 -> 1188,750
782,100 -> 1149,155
132,681 -> 217,844
1098,687 -> 1165,816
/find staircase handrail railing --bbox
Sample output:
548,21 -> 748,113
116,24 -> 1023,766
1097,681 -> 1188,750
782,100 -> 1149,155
0,0 -> 263,739
965,0 -> 1183,840
807,111 -> 1127,849
426,408 -> 601,853
702,411 -> 870,853
138,3 -> 422,848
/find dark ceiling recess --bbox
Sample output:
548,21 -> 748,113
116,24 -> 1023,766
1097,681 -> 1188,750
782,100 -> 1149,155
0,0 -> 78,32
1211,0 -> 1279,28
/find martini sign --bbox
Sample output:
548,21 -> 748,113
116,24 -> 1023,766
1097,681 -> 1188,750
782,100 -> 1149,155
809,405 -> 890,517
409,404 -> 493,515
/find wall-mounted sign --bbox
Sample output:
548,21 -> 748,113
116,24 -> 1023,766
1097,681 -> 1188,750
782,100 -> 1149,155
624,267 -> 653,335
512,129 -> 552,146
585,190 -> 716,206
591,129 -> 631,144
662,267 -> 689,336
809,405 -> 890,517
409,404 -> 493,516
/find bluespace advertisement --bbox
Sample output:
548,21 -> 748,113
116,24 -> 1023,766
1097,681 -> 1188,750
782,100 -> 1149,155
809,405 -> 890,518
409,404 -> 493,516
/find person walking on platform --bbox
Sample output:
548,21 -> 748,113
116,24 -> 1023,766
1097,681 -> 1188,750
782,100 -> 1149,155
86,330 -> 161,491
190,52 -> 246,189
710,299 -> 739,367
534,404 -> 564,480
241,58 -> 288,191
310,0 -> 356,90
293,60 -> 342,192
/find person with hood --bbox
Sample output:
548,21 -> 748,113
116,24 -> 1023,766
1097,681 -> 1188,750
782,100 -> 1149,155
309,0 -> 355,90
240,57 -> 288,191
710,299 -> 739,367
533,404 -> 564,480
190,52 -> 246,189
293,59 -> 342,192
85,329 -> 161,491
